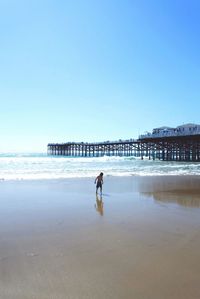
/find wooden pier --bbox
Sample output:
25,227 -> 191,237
47,134 -> 200,162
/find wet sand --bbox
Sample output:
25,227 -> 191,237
0,176 -> 200,299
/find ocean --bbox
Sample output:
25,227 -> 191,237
0,153 -> 200,180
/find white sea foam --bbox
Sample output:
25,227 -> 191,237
0,153 -> 200,180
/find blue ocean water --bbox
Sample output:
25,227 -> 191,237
0,153 -> 200,180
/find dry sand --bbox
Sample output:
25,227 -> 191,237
0,176 -> 200,299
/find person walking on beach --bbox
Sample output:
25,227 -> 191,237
94,172 -> 103,194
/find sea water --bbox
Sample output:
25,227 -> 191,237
0,153 -> 200,180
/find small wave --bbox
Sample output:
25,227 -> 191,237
1,153 -> 200,180
0,152 -> 47,158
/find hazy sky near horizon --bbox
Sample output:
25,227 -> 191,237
0,0 -> 200,152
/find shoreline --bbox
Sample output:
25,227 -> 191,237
1,173 -> 200,180
1,174 -> 200,194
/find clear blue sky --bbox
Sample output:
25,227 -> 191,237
0,0 -> 200,152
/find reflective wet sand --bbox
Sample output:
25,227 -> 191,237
0,176 -> 200,299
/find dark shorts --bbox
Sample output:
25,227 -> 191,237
96,182 -> 102,189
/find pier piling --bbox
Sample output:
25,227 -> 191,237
48,135 -> 200,162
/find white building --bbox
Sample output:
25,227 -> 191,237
176,123 -> 200,135
152,126 -> 176,137
140,123 -> 200,139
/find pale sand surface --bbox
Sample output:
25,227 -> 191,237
0,176 -> 200,299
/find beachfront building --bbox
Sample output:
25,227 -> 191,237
140,123 -> 200,139
176,124 -> 200,136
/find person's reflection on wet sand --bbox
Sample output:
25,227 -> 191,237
95,194 -> 104,216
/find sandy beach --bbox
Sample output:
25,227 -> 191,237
0,176 -> 200,299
